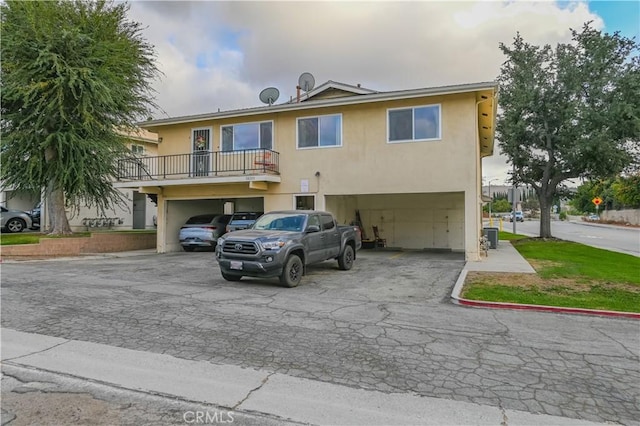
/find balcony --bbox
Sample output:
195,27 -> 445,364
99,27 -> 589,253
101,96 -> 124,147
115,149 -> 280,186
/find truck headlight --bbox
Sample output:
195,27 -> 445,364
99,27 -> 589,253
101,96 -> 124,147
261,240 -> 285,250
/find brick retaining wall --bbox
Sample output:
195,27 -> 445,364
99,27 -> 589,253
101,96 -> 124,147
1,232 -> 156,259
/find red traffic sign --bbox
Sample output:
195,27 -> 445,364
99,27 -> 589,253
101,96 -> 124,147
592,197 -> 602,206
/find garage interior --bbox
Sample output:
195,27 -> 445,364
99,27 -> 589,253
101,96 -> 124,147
164,197 -> 264,252
162,192 -> 465,253
326,192 -> 465,251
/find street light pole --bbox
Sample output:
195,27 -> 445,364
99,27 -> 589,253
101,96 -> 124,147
512,165 -> 517,234
486,178 -> 498,227
488,179 -> 495,226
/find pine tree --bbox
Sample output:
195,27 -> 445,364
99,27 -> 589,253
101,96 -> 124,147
1,0 -> 159,234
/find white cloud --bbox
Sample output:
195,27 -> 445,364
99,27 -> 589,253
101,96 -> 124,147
126,0 -> 603,180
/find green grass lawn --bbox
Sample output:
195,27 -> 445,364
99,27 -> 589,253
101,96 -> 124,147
498,231 -> 528,241
1,232 -> 90,245
463,237 -> 640,313
0,233 -> 43,245
1,229 -> 156,245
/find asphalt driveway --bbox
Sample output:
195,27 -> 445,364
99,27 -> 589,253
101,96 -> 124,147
1,250 -> 638,425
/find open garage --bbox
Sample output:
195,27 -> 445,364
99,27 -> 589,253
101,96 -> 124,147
163,196 -> 264,252
326,192 -> 465,251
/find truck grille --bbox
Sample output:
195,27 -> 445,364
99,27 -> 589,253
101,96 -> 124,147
222,241 -> 258,254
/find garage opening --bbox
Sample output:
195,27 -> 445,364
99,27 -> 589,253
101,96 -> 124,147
165,197 -> 264,252
326,193 -> 465,251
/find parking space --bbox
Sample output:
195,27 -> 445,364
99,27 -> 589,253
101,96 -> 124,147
1,250 -> 638,425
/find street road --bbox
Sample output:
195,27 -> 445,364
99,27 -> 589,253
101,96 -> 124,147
2,251 -> 639,425
490,219 -> 640,257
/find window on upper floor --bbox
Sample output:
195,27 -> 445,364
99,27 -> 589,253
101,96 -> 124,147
297,114 -> 342,149
388,104 -> 441,143
130,144 -> 145,155
221,121 -> 273,152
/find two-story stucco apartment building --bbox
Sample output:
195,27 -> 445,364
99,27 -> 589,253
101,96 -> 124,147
119,80 -> 497,260
2,128 -> 159,231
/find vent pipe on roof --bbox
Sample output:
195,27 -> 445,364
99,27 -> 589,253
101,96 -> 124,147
296,85 -> 301,103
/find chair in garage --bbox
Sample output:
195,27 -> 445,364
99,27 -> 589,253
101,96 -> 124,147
372,226 -> 386,248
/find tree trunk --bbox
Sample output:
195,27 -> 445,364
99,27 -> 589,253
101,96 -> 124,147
47,184 -> 73,235
44,146 -> 73,235
538,195 -> 553,238
44,147 -> 73,235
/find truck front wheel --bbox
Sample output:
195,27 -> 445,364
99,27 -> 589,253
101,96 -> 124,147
338,245 -> 354,270
280,255 -> 303,287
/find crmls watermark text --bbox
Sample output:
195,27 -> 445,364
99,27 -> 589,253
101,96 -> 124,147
183,410 -> 235,424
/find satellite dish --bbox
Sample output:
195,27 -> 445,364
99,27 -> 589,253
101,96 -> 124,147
259,87 -> 280,106
298,72 -> 315,92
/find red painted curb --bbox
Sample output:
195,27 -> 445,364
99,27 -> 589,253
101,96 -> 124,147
455,297 -> 640,319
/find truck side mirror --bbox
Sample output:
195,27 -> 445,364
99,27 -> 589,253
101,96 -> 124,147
305,225 -> 320,233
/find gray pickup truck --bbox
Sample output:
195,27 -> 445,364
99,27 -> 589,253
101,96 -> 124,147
216,210 -> 362,287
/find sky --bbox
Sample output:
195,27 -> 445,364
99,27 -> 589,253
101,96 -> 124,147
126,0 -> 639,184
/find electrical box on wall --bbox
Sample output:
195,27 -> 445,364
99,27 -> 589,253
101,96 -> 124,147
224,202 -> 234,214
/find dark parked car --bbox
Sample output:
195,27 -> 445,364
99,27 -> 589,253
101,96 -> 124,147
216,210 -> 362,287
225,211 -> 263,233
28,203 -> 41,229
1,206 -> 33,233
179,214 -> 231,252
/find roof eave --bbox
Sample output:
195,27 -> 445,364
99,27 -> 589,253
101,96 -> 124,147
140,81 -> 499,131
478,87 -> 498,158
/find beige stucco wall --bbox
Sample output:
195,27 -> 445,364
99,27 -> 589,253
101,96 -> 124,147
154,93 -> 477,195
1,189 -> 37,212
601,209 -> 640,225
149,92 -> 484,259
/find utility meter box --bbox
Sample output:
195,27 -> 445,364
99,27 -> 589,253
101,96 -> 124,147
483,227 -> 499,249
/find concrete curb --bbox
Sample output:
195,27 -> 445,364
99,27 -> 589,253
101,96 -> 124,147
452,268 -> 640,320
1,329 -> 610,426
570,220 -> 640,231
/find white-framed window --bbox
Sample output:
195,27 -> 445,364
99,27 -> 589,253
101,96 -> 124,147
130,144 -> 145,155
192,127 -> 212,152
294,194 -> 315,210
221,121 -> 273,152
297,114 -> 342,149
387,104 -> 441,143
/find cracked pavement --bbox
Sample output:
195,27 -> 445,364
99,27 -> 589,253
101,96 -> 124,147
1,250 -> 639,425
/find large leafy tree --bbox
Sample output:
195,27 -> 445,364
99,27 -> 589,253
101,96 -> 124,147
571,175 -> 640,212
611,174 -> 640,208
1,0 -> 158,234
496,23 -> 640,238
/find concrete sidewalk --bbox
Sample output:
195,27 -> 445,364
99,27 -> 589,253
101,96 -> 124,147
465,240 -> 536,274
1,328 -> 606,426
451,240 -> 535,311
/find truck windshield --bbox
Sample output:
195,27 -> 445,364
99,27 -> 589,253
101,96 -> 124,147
253,213 -> 305,232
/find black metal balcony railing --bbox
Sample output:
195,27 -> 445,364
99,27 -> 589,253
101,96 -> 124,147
116,148 -> 279,182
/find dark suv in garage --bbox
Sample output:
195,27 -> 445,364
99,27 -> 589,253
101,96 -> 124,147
225,212 -> 263,233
